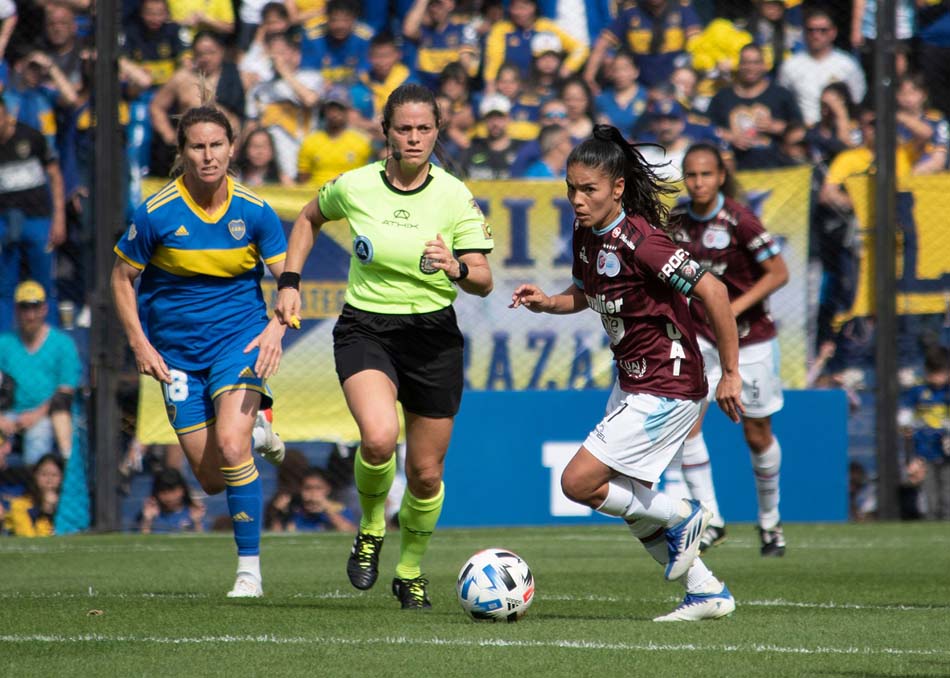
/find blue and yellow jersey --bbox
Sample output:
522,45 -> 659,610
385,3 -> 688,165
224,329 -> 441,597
484,18 -> 588,82
898,109 -> 950,166
899,382 -> 950,461
3,86 -> 57,159
299,25 -> 372,84
413,18 -> 479,91
352,64 -> 415,120
471,91 -> 543,141
602,0 -> 702,87
114,177 -> 287,371
121,21 -> 185,86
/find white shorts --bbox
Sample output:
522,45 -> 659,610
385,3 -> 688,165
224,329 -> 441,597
699,336 -> 784,419
583,380 -> 702,483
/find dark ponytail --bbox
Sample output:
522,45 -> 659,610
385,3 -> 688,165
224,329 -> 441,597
567,124 -> 679,228
682,142 -> 740,201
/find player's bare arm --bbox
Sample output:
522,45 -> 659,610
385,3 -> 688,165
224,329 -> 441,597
245,259 -> 289,378
423,233 -> 493,297
510,282 -> 586,314
110,258 -> 171,384
692,273 -> 743,423
275,197 -> 328,326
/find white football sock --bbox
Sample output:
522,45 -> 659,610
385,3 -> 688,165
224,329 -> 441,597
751,436 -> 782,529
237,555 -> 261,582
662,454 -> 691,502
682,434 -> 724,528
596,477 -> 689,526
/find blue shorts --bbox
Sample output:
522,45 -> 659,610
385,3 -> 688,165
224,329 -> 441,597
161,348 -> 274,435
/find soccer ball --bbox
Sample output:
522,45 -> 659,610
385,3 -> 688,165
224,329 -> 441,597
456,548 -> 535,622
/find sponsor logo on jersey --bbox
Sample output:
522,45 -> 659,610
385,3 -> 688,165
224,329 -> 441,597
597,250 -> 621,277
228,219 -> 246,240
383,209 -> 418,229
658,248 -> 690,281
174,225 -> 189,236
701,226 -> 730,250
394,209 -> 410,219
353,235 -> 374,263
585,293 -> 624,314
128,224 -> 137,241
579,246 -> 589,264
231,512 -> 254,523
238,367 -> 255,378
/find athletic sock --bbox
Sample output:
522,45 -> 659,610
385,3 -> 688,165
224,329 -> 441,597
627,519 -> 717,592
751,437 -> 782,529
221,459 -> 262,557
662,453 -> 691,502
682,433 -> 725,528
596,476 -> 691,526
354,449 -> 396,537
395,483 -> 444,580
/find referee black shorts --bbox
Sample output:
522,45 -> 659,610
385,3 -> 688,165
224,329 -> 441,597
332,303 -> 464,418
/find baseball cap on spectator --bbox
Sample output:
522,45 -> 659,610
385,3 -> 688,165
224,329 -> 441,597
14,280 -> 46,305
531,31 -> 562,56
322,85 -> 351,109
479,93 -> 511,118
647,99 -> 686,121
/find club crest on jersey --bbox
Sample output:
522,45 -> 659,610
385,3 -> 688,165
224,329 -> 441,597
611,227 -> 622,239
596,250 -> 621,277
228,219 -> 246,240
354,235 -> 374,263
619,357 -> 647,379
419,255 -> 438,274
165,403 -> 176,423
701,226 -> 730,250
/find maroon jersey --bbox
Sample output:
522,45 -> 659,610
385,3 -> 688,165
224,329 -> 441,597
669,196 -> 780,346
572,213 -> 709,400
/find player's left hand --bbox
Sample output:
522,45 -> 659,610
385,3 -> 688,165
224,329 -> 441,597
423,233 -> 462,279
245,316 -> 285,378
715,371 -> 744,423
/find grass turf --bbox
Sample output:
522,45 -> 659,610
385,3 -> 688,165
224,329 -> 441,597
2,522 -> 948,677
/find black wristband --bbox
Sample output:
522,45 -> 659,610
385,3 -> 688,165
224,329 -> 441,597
449,260 -> 469,282
277,272 -> 301,290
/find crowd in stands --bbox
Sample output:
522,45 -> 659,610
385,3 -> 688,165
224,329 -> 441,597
4,0 -> 950,530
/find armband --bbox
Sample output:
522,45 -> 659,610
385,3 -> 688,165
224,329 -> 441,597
277,272 -> 301,290
449,260 -> 469,282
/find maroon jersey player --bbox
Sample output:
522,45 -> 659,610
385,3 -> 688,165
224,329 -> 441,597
511,125 -> 743,622
666,142 -> 790,558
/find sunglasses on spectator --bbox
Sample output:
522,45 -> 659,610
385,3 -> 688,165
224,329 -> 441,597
544,111 -> 567,119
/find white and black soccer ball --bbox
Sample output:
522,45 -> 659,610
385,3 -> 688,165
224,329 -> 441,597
456,548 -> 535,622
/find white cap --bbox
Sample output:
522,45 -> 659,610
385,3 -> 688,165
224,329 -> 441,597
531,31 -> 562,56
479,93 -> 512,117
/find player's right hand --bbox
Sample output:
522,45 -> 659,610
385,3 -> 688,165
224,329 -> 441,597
134,342 -> 171,384
510,284 -> 552,313
274,287 -> 301,328
715,371 -> 744,423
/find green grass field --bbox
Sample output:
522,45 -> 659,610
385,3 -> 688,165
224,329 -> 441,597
2,522 -> 949,677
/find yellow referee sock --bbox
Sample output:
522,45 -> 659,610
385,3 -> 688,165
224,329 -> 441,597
354,449 -> 396,537
395,483 -> 444,580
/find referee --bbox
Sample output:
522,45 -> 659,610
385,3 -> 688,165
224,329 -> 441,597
276,84 -> 494,609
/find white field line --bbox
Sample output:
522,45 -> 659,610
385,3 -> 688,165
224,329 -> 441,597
0,634 -> 946,657
0,590 -> 941,612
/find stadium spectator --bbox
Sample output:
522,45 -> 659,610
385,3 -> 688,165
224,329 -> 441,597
299,0 -> 372,85
805,82 -> 860,167
40,4 -> 85,100
268,466 -> 356,532
462,93 -> 525,179
138,467 -> 207,533
297,86 -> 372,188
112,104 -> 289,598
510,96 -> 568,177
0,281 -> 81,464
522,123 -> 570,178
5,47 -> 63,153
635,99 -> 693,181
560,77 -> 594,142
851,0 -> 915,82
3,452 -> 61,536
775,121 -> 809,166
583,0 -> 701,91
526,29 -> 566,100
898,345 -> 950,520
238,2 -> 296,91
148,31 -> 245,176
593,50 -> 648,138
535,0 -> 612,47
895,74 -> 949,176
667,143 -> 790,556
777,7 -> 866,126
245,31 -> 322,182
486,62 -> 542,141
0,0 -> 15,64
748,0 -> 803,75
236,127 -> 290,186
286,0 -> 327,30
351,32 -> 416,137
918,1 -> 950,117
403,0 -> 480,93
237,0 -> 279,50
0,96 -> 66,332
706,43 -> 802,170
435,62 -> 476,150
167,0 -> 234,44
263,447 -> 309,530
510,124 -> 741,621
277,84 -> 495,610
482,0 -> 587,92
